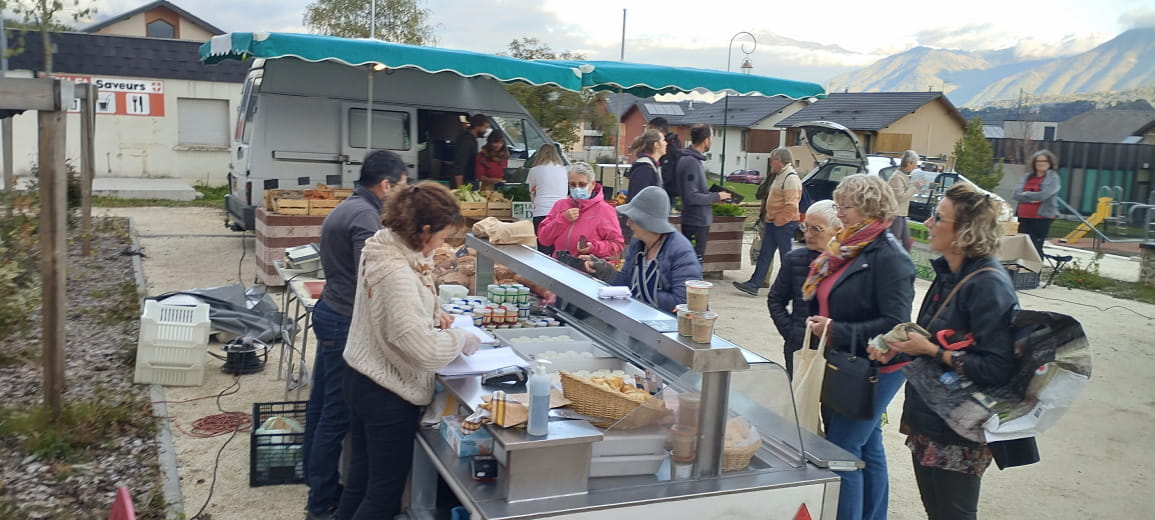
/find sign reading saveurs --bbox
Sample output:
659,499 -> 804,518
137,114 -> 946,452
55,74 -> 166,117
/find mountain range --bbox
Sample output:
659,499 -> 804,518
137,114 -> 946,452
826,27 -> 1155,108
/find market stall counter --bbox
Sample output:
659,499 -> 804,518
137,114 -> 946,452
407,235 -> 860,520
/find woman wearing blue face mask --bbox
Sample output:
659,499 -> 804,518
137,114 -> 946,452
537,162 -> 625,260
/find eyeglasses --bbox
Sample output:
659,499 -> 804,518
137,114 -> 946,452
931,211 -> 955,225
799,223 -> 827,234
833,204 -> 856,212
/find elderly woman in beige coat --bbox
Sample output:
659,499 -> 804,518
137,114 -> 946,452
338,182 -> 480,520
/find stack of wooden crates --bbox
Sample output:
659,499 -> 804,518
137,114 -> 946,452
265,186 -> 354,217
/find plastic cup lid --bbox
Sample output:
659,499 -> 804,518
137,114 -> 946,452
685,280 -> 714,290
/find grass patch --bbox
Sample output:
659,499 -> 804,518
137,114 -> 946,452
0,389 -> 156,462
93,183 -> 228,209
88,280 -> 141,324
1053,256 -> 1155,305
0,346 -> 39,368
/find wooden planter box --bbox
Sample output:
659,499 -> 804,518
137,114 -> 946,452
669,215 -> 746,277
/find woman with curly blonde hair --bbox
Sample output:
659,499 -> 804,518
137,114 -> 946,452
803,174 -> 915,520
872,182 -> 1024,520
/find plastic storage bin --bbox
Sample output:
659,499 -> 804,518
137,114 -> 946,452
1004,263 -> 1040,291
133,301 -> 211,386
250,401 -> 308,487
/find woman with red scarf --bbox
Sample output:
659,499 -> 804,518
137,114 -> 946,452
803,174 -> 915,520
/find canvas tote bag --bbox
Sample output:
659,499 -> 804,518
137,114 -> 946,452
792,321 -> 829,435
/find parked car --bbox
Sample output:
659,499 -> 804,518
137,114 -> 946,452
794,120 -> 1009,227
726,169 -> 763,184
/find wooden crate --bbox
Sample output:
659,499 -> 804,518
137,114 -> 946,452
487,202 -> 513,218
309,199 -> 342,216
273,199 -> 310,215
264,189 -> 305,210
333,188 -> 354,199
460,202 -> 488,218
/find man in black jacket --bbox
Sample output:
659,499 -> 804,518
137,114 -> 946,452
303,151 -> 407,519
451,113 -> 490,188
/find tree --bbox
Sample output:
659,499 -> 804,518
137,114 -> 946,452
303,0 -> 436,45
953,117 -> 1001,190
4,0 -> 94,73
501,37 -> 614,150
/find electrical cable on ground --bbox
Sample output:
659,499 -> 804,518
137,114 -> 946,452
150,377 -> 250,520
1019,289 -> 1154,320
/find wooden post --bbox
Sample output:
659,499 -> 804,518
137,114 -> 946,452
1,118 -> 11,192
80,84 -> 95,256
39,104 -> 68,418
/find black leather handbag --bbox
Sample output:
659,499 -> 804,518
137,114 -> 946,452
820,331 -> 879,421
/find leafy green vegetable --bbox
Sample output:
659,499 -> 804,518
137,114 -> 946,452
712,203 -> 746,217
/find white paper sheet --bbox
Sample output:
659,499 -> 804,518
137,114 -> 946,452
437,346 -> 531,376
450,314 -> 497,344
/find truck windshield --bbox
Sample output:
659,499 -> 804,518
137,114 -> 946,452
490,116 -> 548,159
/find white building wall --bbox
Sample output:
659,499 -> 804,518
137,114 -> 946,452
9,71 -> 241,186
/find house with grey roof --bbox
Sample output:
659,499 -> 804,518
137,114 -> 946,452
776,92 -> 968,170
599,94 -> 810,175
3,0 -> 246,183
1059,109 -> 1155,144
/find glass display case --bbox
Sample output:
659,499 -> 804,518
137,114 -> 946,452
407,236 -> 860,520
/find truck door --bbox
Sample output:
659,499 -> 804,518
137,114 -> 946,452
340,103 -> 418,183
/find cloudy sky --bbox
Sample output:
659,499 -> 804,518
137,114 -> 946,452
85,0 -> 1155,83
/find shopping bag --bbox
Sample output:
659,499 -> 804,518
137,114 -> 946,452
749,220 -> 764,264
471,217 -> 503,238
489,220 -> 537,246
903,310 -> 1091,443
791,321 -> 828,435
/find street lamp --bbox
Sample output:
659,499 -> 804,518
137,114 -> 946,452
721,32 -> 756,186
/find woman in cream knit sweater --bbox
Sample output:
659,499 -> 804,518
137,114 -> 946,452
337,182 -> 479,520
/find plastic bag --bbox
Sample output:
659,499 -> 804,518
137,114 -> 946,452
724,416 -> 760,451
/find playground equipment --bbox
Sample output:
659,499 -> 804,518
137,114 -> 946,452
1059,186 -> 1155,244
1059,186 -> 1115,244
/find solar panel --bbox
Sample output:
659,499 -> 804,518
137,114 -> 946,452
644,103 -> 684,116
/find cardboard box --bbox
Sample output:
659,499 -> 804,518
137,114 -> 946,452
460,202 -> 488,218
997,234 -> 1044,273
1002,220 -> 1020,236
440,415 -> 494,457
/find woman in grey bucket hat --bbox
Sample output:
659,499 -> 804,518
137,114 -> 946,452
584,186 -> 702,312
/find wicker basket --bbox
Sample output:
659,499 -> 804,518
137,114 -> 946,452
560,372 -> 669,429
722,437 -> 762,472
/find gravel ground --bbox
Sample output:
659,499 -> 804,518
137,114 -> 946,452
0,218 -> 165,519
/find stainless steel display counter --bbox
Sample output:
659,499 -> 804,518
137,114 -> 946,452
408,236 -> 860,520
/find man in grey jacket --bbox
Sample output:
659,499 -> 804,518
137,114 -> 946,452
303,150 -> 407,520
675,124 -> 730,261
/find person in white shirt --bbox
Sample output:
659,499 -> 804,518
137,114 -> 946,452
526,143 -> 568,255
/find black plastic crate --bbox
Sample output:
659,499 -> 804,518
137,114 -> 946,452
250,400 -> 308,487
1004,263 -> 1040,291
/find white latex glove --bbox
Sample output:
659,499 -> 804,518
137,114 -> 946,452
461,334 -> 481,356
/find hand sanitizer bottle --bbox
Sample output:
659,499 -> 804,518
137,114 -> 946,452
527,359 -> 552,436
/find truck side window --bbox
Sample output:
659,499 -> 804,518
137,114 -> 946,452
237,74 -> 262,145
349,109 -> 411,150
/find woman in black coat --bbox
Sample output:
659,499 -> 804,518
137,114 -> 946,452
766,200 -> 840,377
803,174 -> 915,520
873,182 -> 1023,520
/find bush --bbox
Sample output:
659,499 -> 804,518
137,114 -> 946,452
0,192 -> 40,340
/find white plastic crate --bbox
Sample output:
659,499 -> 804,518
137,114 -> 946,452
134,362 -> 206,387
134,301 -> 211,386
